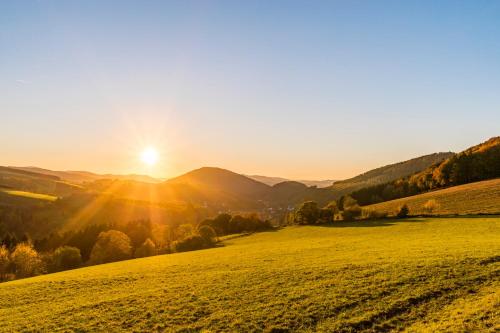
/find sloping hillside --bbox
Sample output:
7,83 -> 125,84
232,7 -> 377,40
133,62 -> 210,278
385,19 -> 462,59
350,136 -> 500,206
267,181 -> 335,207
165,168 -> 338,209
0,166 -> 82,197
329,152 -> 454,196
167,167 -> 271,198
298,179 -> 336,188
81,168 -> 272,211
1,217 -> 498,332
364,178 -> 500,216
4,150 -> 457,213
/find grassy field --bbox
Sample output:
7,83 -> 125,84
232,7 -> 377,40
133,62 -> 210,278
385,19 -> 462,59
365,178 -> 500,216
1,189 -> 58,202
0,217 -> 499,332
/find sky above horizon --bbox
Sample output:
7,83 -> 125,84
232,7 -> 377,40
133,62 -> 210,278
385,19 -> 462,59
1,1 -> 499,180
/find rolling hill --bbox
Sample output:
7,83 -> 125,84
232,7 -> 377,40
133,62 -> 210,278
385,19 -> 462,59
3,150 -> 455,213
0,166 -> 83,197
0,138 -> 495,240
1,216 -> 498,332
167,167 -> 270,199
81,168 -> 272,211
159,153 -> 459,209
364,178 -> 500,216
10,166 -> 163,184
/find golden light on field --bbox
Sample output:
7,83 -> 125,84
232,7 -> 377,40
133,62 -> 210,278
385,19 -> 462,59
140,147 -> 159,166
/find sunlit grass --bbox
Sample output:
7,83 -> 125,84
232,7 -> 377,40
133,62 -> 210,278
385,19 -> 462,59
365,178 -> 500,216
2,190 -> 58,202
0,217 -> 498,332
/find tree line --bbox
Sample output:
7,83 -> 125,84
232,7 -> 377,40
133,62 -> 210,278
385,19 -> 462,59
289,196 -> 410,225
0,213 -> 272,282
348,137 -> 500,206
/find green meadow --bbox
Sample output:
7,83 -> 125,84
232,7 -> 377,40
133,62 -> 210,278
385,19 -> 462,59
365,178 -> 500,216
1,217 -> 499,332
1,189 -> 58,202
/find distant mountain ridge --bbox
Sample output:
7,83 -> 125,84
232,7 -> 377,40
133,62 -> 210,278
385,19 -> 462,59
2,150 -> 454,210
9,166 -> 163,184
0,166 -> 83,197
2,137 -> 497,242
247,175 -> 335,188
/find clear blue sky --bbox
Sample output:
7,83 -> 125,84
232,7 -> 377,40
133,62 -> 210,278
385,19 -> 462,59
1,1 -> 499,179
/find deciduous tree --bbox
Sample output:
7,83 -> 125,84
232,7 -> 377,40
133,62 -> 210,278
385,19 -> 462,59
0,245 -> 10,280
53,246 -> 82,271
134,238 -> 156,258
11,243 -> 43,278
90,230 -> 132,264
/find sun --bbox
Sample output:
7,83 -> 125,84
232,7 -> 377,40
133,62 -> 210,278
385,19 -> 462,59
140,147 -> 159,166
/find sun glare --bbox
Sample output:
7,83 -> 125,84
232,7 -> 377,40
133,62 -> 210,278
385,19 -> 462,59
140,147 -> 159,166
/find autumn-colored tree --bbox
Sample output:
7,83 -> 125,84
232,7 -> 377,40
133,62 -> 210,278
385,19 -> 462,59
89,230 -> 132,264
11,243 -> 43,278
0,245 -> 10,280
423,199 -> 440,214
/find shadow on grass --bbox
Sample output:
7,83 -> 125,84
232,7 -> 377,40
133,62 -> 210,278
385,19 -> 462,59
217,228 -> 280,244
316,218 -> 425,228
426,214 -> 500,219
315,214 -> 500,228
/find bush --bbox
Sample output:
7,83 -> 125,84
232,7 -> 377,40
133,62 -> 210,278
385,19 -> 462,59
89,230 -> 132,264
172,235 -> 207,252
423,199 -> 440,214
319,208 -> 333,223
397,204 -> 410,218
202,214 -> 272,235
175,224 -> 195,239
227,215 -> 246,234
295,201 -> 320,225
0,245 -> 10,280
341,204 -> 362,221
198,225 -> 217,245
40,252 -> 56,273
321,201 -> 339,223
53,246 -> 82,271
134,238 -> 156,258
11,243 -> 44,278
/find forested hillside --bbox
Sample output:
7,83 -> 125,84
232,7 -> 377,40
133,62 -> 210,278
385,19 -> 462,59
328,152 -> 453,196
0,166 -> 82,197
1,137 -> 497,253
350,137 -> 500,206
